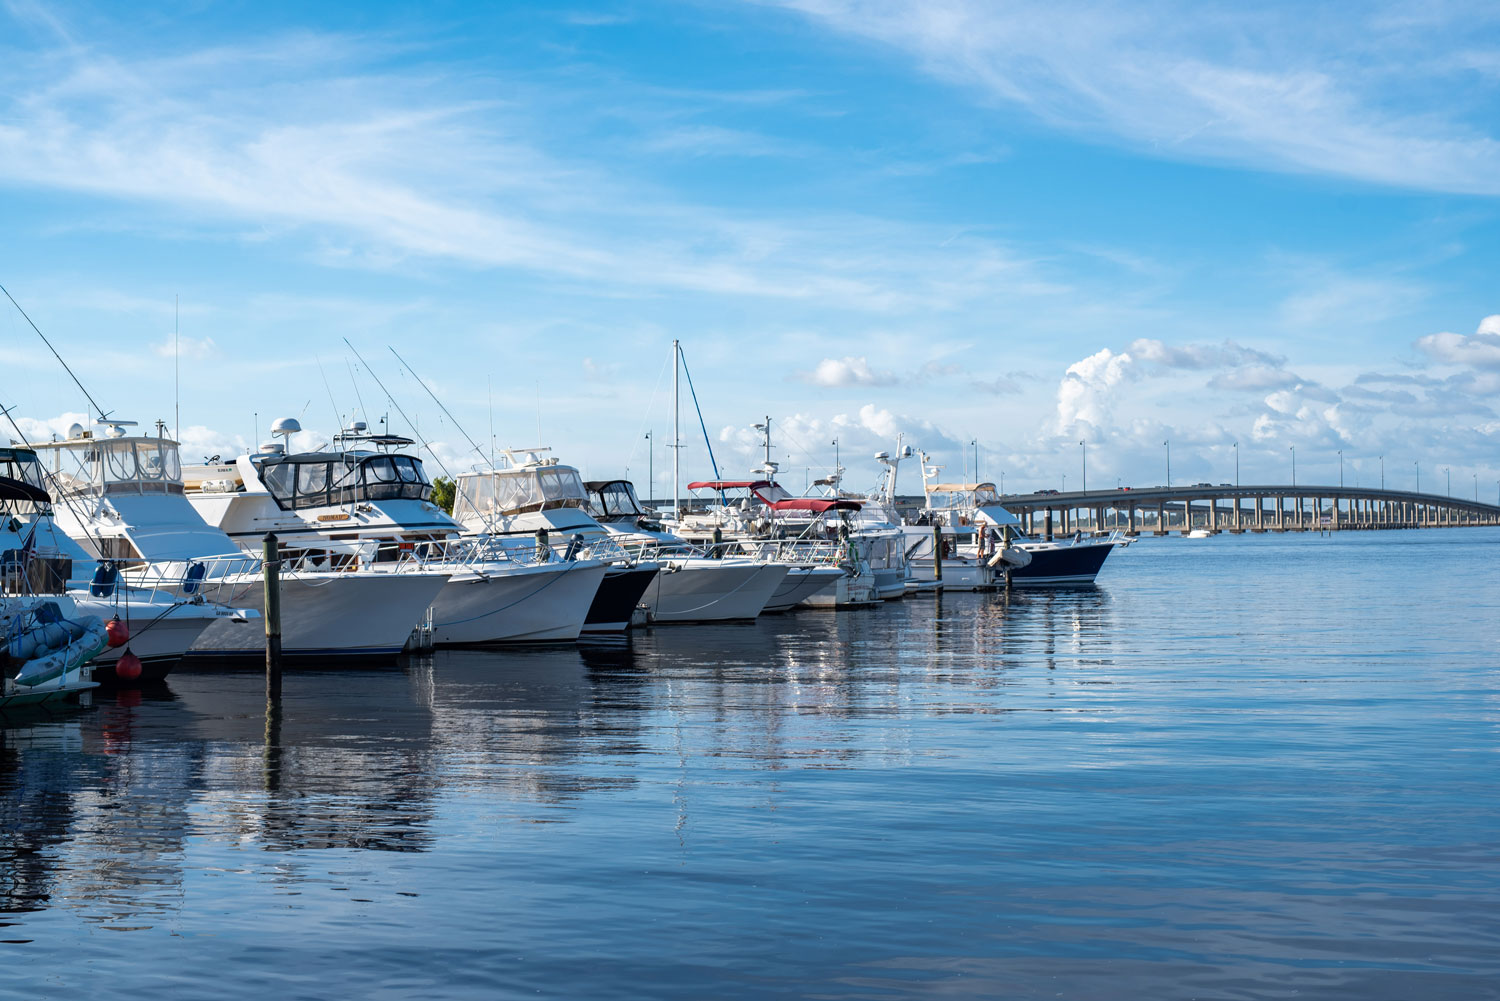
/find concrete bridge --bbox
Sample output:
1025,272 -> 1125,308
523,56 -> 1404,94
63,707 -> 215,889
997,484 -> 1500,536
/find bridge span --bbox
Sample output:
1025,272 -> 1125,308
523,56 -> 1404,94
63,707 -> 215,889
996,484 -> 1500,536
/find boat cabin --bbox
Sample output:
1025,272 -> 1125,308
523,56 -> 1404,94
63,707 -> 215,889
255,451 -> 433,511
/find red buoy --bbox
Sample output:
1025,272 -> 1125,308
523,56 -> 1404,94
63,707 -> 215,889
115,648 -> 143,682
105,616 -> 130,648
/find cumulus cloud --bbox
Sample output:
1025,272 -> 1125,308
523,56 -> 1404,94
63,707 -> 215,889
1415,315 -> 1500,369
1055,347 -> 1134,431
799,356 -> 900,387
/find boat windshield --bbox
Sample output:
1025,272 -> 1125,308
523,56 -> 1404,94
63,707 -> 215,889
586,480 -> 645,519
0,448 -> 49,493
454,465 -> 587,524
0,449 -> 52,520
257,452 -> 432,511
37,438 -> 183,497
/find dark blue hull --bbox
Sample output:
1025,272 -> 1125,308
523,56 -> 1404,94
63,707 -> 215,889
583,565 -> 659,632
1010,540 -> 1115,586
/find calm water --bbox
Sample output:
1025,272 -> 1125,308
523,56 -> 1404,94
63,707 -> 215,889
4,529 -> 1500,1000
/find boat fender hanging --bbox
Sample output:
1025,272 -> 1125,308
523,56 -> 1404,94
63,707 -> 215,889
106,616 -> 130,648
114,648 -> 143,682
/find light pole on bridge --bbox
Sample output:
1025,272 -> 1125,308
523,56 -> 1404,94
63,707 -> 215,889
1379,455 -> 1384,490
1233,441 -> 1239,488
1338,449 -> 1343,488
1415,461 -> 1420,493
1290,445 -> 1296,487
1163,440 -> 1171,488
1445,467 -> 1451,497
1079,439 -> 1086,493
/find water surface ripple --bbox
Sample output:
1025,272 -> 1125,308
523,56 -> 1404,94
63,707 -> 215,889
3,529 -> 1499,999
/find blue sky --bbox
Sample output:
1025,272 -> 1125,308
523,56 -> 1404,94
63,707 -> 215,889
2,0 -> 1499,499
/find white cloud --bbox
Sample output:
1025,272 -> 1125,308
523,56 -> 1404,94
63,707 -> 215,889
800,356 -> 899,387
1416,315 -> 1500,369
773,0 -> 1500,195
1055,347 -> 1134,431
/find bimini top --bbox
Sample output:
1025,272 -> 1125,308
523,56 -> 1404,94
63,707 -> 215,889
0,475 -> 49,505
925,481 -> 1003,508
687,478 -> 860,516
768,498 -> 862,514
686,480 -> 775,491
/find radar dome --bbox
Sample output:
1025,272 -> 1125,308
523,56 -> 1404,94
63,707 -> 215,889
270,417 -> 302,436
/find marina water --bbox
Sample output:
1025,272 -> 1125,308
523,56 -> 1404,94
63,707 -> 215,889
4,528 -> 1499,999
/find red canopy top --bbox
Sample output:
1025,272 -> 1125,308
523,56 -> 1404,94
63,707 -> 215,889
768,498 -> 863,513
686,480 -> 773,491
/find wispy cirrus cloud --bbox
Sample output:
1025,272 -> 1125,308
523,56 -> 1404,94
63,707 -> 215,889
0,16 -> 1064,316
768,0 -> 1500,195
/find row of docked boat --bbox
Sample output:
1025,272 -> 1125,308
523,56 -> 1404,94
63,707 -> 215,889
2,410 -> 1121,694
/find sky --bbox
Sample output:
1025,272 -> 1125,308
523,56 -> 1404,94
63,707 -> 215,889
2,0 -> 1499,501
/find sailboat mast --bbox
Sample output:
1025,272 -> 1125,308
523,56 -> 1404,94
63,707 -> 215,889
672,338 -> 680,518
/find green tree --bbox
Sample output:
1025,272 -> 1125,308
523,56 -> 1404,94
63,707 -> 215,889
431,476 -> 455,514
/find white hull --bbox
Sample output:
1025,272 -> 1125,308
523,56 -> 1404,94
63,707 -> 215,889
905,560 -> 997,591
762,567 -> 844,612
873,566 -> 907,599
73,595 -> 241,664
646,560 -> 787,622
802,572 -> 881,608
188,572 -> 450,657
430,560 -> 608,645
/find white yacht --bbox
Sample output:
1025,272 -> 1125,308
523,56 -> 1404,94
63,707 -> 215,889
31,422 -> 448,661
450,449 -> 660,633
183,421 -> 606,645
674,478 -> 874,609
2,440 -> 250,679
582,479 -> 789,622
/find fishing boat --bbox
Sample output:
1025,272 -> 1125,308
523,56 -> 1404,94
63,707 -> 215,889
32,422 -> 444,662
184,420 -> 605,645
915,461 -> 1119,587
584,479 -> 789,622
2,441 -> 249,680
450,449 -> 660,633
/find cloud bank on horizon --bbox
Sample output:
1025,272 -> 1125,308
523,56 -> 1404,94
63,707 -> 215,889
0,1 -> 1497,495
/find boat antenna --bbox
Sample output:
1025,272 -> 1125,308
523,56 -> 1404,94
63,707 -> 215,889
677,344 -> 725,503
0,283 -> 110,423
388,346 -> 490,469
341,338 -> 452,479
487,375 -> 495,468
315,355 -> 344,430
671,339 -> 681,518
173,293 -> 180,441
345,356 -> 370,428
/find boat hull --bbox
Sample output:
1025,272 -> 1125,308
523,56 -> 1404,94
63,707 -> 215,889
802,572 -> 880,608
185,571 -> 450,661
904,560 -> 998,591
582,564 -> 660,633
1009,540 -> 1116,586
71,595 -> 242,683
646,561 -> 787,623
762,566 -> 844,613
430,560 -> 607,645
